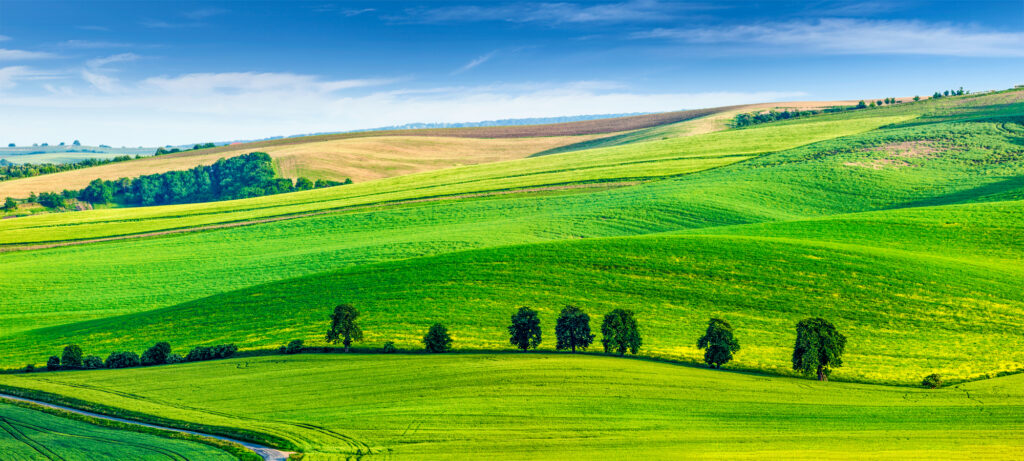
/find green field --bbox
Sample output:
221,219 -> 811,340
2,354 -> 1023,460
2,90 -> 1024,458
0,400 -> 236,460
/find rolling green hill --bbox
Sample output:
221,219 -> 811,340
2,354 -> 1023,460
2,90 -> 1023,385
0,400 -> 236,460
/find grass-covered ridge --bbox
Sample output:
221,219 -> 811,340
0,400 -> 238,460
1,89 -> 1023,385
2,354 -> 1022,460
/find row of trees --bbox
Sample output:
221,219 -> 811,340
933,87 -> 967,98
0,155 -> 138,182
31,152 -> 350,209
154,143 -> 217,156
733,102 -> 867,128
322,304 -> 849,382
37,342 -> 238,372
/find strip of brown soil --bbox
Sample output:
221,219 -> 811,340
0,181 -> 638,253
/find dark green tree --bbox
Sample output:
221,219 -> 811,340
555,305 -> 595,352
913,95 -> 921,101
423,323 -> 452,353
326,304 -> 363,352
105,351 -> 141,368
696,318 -> 740,368
47,356 -> 61,371
792,318 -> 847,381
856,100 -> 867,109
79,178 -> 113,204
508,306 -> 542,351
141,342 -> 172,365
601,309 -> 642,355
83,355 -> 104,369
2,197 -> 16,211
61,344 -> 83,369
294,177 -> 314,191
922,373 -> 943,389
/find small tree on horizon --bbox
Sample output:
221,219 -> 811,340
555,305 -> 595,353
601,309 -> 641,356
696,318 -> 740,368
326,304 -> 363,352
61,344 -> 83,369
2,197 -> 16,212
792,317 -> 847,381
508,306 -> 542,351
423,323 -> 452,353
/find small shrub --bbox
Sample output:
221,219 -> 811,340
82,355 -> 104,369
381,341 -> 397,353
105,351 -> 141,369
283,339 -> 304,354
423,324 -> 453,353
61,344 -> 84,369
166,353 -> 184,364
24,364 -> 34,373
47,356 -> 61,371
922,373 -> 943,389
141,342 -> 172,365
186,344 -> 237,362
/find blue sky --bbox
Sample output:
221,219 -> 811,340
1,0 -> 1023,146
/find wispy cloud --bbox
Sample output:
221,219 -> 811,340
76,25 -> 110,32
402,0 -> 709,25
0,35 -> 10,42
452,51 -> 497,75
60,40 -> 136,49
183,7 -> 228,20
0,49 -> 57,61
87,53 -> 140,69
0,66 -> 61,90
141,72 -> 395,95
80,69 -> 119,92
633,19 -> 1024,57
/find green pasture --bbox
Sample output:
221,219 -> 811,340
0,400 -> 236,460
2,354 -> 1022,460
0,115 -> 904,245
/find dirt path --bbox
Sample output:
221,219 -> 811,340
0,181 -> 638,253
0,393 -> 292,461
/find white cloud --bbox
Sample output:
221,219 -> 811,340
634,19 -> 1024,57
0,71 -> 802,145
0,35 -> 10,42
0,48 -> 57,60
87,53 -> 140,69
404,0 -> 705,24
80,69 -> 119,92
0,66 -> 32,89
183,8 -> 228,20
61,40 -> 136,49
453,51 -> 497,74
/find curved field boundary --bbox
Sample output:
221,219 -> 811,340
0,181 -> 638,253
0,393 -> 290,461
157,106 -> 746,161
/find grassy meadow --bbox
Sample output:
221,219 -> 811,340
0,400 -> 236,460
2,354 -> 1023,460
1,90 -> 1024,458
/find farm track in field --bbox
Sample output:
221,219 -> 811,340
0,393 -> 292,461
0,180 -> 639,253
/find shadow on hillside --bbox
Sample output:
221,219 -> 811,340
895,175 -> 1024,209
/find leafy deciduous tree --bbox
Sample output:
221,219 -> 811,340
555,305 -> 594,353
61,344 -> 83,369
508,306 -> 542,351
696,318 -> 741,368
792,318 -> 847,381
326,304 -> 363,352
601,309 -> 642,356
423,323 -> 452,353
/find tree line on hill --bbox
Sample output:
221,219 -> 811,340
0,155 -> 139,182
319,304 -> 866,383
6,152 -> 351,211
35,342 -> 238,372
154,143 -> 217,156
27,304 -> 945,388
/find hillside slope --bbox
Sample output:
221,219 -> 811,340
2,354 -> 1022,459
